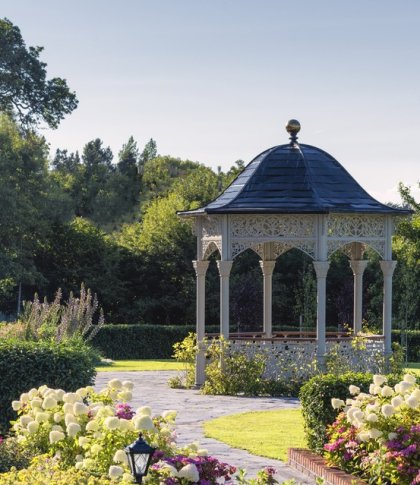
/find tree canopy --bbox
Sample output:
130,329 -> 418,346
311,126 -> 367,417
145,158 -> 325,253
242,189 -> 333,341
0,18 -> 78,128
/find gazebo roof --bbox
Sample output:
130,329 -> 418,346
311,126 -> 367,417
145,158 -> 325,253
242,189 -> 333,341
180,121 -> 411,216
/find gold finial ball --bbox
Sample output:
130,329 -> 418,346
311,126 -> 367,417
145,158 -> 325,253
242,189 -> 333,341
285,119 -> 301,136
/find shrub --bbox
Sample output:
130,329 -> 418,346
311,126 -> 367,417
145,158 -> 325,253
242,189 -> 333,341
168,332 -> 196,389
0,437 -> 33,473
0,339 -> 98,433
299,372 -> 401,453
324,373 -> 420,484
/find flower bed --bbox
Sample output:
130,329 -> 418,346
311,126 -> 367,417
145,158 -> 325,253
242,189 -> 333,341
0,379 -> 290,484
324,373 -> 420,484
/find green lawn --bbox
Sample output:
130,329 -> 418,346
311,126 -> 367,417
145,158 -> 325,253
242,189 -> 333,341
96,359 -> 185,372
406,363 -> 420,376
204,408 -> 306,462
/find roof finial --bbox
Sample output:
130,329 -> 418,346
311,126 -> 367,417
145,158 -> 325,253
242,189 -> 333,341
286,119 -> 301,145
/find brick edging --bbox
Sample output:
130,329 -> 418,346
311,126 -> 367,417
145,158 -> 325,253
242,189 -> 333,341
288,448 -> 366,485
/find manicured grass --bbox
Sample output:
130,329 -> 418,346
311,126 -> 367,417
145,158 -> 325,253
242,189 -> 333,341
406,363 -> 420,376
96,359 -> 184,372
204,408 -> 306,462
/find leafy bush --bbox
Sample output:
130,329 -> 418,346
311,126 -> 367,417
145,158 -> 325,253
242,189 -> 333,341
0,437 -> 33,473
168,332 -> 196,389
91,324 -> 217,359
324,373 -> 420,484
299,372 -> 401,453
392,329 -> 420,361
0,339 -> 98,433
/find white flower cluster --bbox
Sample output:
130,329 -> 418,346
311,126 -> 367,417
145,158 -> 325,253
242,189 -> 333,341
10,379 -> 181,482
331,373 -> 420,443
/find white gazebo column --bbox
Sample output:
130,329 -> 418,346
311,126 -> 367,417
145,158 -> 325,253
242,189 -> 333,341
217,260 -> 233,339
349,260 -> 368,334
259,260 -> 276,337
380,260 -> 397,358
192,260 -> 209,386
313,261 -> 330,368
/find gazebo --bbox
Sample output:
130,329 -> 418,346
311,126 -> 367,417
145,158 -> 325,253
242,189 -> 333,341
179,120 -> 411,386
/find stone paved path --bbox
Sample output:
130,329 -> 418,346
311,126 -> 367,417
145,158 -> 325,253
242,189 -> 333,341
95,371 -> 315,484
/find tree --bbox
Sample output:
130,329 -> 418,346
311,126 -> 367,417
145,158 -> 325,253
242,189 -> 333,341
0,18 -> 78,128
140,138 -> 157,166
118,136 -> 139,177
0,115 -> 72,313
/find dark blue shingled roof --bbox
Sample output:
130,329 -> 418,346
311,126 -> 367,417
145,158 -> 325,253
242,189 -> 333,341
181,142 -> 411,215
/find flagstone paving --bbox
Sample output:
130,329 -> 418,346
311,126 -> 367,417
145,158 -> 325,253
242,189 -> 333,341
95,371 -> 315,484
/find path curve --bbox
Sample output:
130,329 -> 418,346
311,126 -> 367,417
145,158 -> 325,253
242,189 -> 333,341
95,371 -> 314,484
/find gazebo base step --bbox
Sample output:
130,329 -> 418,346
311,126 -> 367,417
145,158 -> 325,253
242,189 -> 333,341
288,448 -> 366,485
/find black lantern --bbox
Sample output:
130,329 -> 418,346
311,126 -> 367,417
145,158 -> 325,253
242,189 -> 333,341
125,433 -> 156,484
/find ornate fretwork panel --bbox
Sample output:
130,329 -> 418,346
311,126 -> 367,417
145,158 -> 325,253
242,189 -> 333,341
230,215 -> 316,238
327,215 -> 385,238
231,241 -> 264,259
327,215 -> 387,259
202,216 -> 222,238
202,240 -> 221,260
272,241 -> 316,259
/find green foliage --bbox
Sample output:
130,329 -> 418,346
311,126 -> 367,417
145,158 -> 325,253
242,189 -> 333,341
202,338 -> 267,396
168,332 -> 197,389
0,454 -> 112,484
0,18 -> 78,129
90,324 -> 219,359
299,372 -> 401,453
0,339 -> 98,433
0,437 -> 33,473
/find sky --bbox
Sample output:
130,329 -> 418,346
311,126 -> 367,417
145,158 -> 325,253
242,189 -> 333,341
2,0 -> 420,204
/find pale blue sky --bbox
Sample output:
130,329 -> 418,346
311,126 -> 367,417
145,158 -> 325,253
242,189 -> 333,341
3,0 -> 420,203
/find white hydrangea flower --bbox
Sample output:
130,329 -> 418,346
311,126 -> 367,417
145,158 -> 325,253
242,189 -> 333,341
91,444 -> 103,454
369,384 -> 381,395
119,419 -> 133,431
56,389 -> 65,401
86,420 -> 99,431
405,395 -> 419,409
93,431 -> 104,439
117,390 -> 132,402
73,402 -> 89,416
373,375 -> 387,386
412,389 -> 420,399
28,388 -> 38,399
76,387 -> 89,398
12,400 -> 22,411
398,381 -> 413,394
75,462 -> 84,470
109,465 -> 124,479
134,415 -> 154,431
52,425 -> 63,432
20,393 -> 30,403
104,416 -> 120,430
65,414 -> 77,426
403,374 -> 416,385
97,406 -> 114,418
67,422 -> 81,437
349,385 -> 360,395
197,448 -> 208,456
331,398 -> 345,409
388,432 -> 398,440
49,430 -> 65,443
108,379 -> 123,390
20,415 -> 33,427
122,380 -> 134,390
53,412 -> 63,423
178,464 -> 199,482
42,396 -> 57,410
391,396 -> 404,408
27,421 -> 40,434
160,463 -> 178,477
113,449 -> 128,465
75,454 -> 84,462
63,403 -> 74,415
366,413 -> 378,423
136,406 -> 152,416
381,404 -> 395,417
381,386 -> 394,397
63,392 -> 79,404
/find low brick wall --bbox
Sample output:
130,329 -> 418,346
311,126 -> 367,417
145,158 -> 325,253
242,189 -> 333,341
288,448 -> 366,485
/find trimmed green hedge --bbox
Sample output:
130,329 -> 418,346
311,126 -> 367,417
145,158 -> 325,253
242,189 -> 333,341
299,372 -> 401,453
0,339 -> 98,433
91,324 -> 219,359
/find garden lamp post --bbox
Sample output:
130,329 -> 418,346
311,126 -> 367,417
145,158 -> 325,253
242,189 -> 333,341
125,433 -> 156,484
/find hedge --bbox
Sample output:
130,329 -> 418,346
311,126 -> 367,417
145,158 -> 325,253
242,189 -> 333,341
0,339 -> 98,433
91,324 -> 219,359
299,372 -> 401,453
392,329 -> 420,361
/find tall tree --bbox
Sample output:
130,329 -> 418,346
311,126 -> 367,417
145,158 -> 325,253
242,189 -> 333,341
140,138 -> 157,167
0,18 -> 78,128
